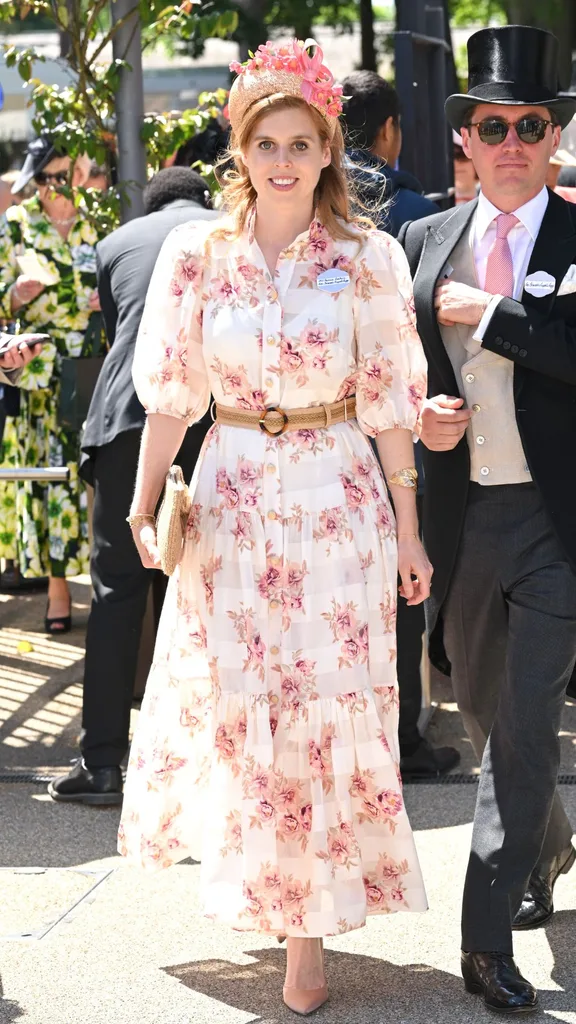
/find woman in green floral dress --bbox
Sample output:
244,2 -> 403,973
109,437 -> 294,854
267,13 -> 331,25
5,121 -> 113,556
0,143 -> 103,631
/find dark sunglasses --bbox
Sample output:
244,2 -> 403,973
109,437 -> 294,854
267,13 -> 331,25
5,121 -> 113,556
34,171 -> 69,186
467,116 -> 556,146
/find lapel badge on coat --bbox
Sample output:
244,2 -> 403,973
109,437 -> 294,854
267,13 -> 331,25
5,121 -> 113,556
524,271 -> 556,298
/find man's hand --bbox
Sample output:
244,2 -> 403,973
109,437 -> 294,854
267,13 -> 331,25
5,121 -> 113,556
0,334 -> 45,370
419,395 -> 473,451
434,280 -> 491,327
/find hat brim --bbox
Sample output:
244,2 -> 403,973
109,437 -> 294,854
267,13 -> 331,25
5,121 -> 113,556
10,145 -> 56,195
445,94 -> 576,132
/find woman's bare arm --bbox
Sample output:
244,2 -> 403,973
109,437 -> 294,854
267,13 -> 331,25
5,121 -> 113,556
129,413 -> 188,569
375,427 -> 433,605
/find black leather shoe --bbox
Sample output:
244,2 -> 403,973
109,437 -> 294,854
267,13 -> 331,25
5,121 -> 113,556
48,759 -> 123,806
400,738 -> 460,781
513,844 -> 576,930
461,952 -> 538,1013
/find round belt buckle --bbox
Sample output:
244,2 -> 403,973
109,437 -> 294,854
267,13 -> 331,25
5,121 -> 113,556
259,407 -> 288,436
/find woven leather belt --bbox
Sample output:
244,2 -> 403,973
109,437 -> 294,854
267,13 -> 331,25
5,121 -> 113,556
214,396 -> 356,436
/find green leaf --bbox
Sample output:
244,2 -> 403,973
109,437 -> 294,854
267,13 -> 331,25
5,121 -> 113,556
18,58 -> 31,81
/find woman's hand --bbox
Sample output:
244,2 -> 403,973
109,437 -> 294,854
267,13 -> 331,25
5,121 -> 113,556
88,289 -> 101,312
0,335 -> 45,369
397,535 -> 433,606
11,276 -> 45,307
131,521 -> 161,570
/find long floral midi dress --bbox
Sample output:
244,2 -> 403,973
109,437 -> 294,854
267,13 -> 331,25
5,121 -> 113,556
0,196 -> 102,578
118,213 -> 429,937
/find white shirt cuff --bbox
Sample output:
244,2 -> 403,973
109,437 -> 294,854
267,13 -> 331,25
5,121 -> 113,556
474,294 -> 504,342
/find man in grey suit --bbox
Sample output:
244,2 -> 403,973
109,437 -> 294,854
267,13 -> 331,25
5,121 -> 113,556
49,167 -> 218,806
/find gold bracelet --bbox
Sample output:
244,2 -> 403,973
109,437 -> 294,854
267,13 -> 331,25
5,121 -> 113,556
126,513 -> 156,528
388,467 -> 418,489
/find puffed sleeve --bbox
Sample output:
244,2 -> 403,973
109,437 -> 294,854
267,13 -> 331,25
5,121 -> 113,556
132,222 -> 211,425
353,230 -> 427,437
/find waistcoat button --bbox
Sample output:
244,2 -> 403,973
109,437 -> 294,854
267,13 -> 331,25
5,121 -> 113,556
465,373 -> 475,383
476,435 -> 486,445
480,466 -> 490,476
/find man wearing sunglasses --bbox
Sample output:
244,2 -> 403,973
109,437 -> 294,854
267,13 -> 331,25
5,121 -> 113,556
400,25 -> 576,1014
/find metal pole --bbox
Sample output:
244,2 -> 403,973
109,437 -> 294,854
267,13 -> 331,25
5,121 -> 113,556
111,0 -> 147,222
0,469 -> 69,481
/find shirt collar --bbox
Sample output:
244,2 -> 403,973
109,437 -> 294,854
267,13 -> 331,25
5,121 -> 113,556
475,185 -> 549,244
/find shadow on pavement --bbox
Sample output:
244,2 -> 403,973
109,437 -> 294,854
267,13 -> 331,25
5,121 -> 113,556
545,908 -> 576,1013
164,946 -> 495,1024
0,974 -> 26,1021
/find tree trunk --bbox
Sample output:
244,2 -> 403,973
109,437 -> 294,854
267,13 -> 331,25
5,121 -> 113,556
359,0 -> 376,71
233,0 -> 267,62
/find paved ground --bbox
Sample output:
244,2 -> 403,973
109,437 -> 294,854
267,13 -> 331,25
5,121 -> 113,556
1,578 -> 576,1024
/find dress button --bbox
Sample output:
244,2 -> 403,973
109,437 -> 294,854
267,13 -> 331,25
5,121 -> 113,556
511,345 -> 519,354
267,335 -> 276,346
267,510 -> 277,520
270,645 -> 279,655
267,463 -> 276,474
480,466 -> 490,477
472,404 -> 481,413
476,435 -> 486,445
495,336 -> 503,346
270,599 -> 280,610
465,373 -> 475,383
503,341 -> 511,350
519,349 -> 527,357
265,377 -> 274,387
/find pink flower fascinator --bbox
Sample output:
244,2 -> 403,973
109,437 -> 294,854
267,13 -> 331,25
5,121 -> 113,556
228,38 -> 343,136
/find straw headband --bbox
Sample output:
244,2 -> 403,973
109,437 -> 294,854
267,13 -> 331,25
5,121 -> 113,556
228,38 -> 343,137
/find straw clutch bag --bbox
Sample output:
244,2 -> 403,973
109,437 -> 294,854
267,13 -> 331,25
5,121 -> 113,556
156,465 -> 191,576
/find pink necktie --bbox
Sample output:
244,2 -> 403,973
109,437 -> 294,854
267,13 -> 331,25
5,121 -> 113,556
484,213 -> 518,297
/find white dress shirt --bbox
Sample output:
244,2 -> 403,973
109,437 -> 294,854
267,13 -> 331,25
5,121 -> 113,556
474,185 -> 549,338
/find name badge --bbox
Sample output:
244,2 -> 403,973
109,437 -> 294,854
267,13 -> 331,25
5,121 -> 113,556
524,271 -> 556,298
316,268 -> 350,293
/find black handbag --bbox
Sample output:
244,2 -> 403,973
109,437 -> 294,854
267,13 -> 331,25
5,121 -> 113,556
58,312 -> 107,433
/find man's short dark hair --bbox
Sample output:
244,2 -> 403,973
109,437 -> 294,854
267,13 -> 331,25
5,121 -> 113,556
143,166 -> 213,215
340,71 -> 401,150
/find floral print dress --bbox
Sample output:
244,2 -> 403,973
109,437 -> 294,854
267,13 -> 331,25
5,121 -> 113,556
0,196 -> 102,577
118,213 -> 429,936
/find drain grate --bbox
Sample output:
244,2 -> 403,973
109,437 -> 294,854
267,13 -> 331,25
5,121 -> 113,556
406,772 -> 576,785
2,771 -> 576,786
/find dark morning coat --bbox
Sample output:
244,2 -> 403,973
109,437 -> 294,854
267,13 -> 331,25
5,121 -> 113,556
398,189 -> 576,694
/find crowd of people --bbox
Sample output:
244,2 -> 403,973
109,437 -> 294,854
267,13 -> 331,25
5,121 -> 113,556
1,21 -> 576,1019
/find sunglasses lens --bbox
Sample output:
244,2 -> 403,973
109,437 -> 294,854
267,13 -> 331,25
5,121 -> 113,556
36,172 -> 68,185
516,118 -> 547,143
477,120 -> 508,145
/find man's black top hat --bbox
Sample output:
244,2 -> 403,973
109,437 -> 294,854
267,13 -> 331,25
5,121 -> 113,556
11,134 -> 58,195
445,25 -> 576,132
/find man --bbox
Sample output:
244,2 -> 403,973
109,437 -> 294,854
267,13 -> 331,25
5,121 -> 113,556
341,70 -> 439,237
342,70 -> 458,782
48,167 -> 218,806
400,26 -> 576,1013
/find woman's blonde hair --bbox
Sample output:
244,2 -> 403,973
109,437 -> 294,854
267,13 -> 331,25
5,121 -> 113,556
213,94 -> 373,244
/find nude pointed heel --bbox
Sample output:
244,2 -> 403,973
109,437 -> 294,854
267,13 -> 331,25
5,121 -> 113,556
282,984 -> 329,1016
283,938 -> 328,1016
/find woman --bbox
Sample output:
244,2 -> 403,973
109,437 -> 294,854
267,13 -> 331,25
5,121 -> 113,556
0,139 -> 102,632
120,40 -> 431,1015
